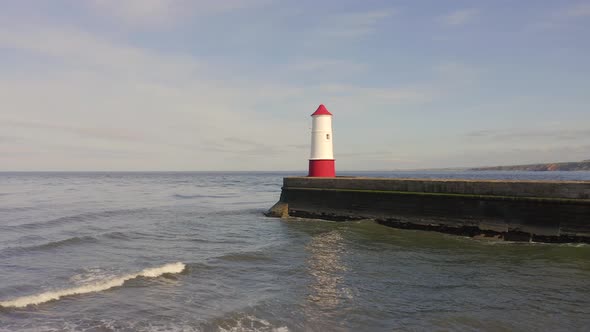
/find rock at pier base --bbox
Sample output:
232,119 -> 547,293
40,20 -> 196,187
265,201 -> 289,218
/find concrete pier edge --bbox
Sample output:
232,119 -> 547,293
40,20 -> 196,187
266,177 -> 590,243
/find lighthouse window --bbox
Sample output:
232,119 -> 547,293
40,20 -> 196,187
326,134 -> 330,140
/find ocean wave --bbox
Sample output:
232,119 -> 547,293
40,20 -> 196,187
210,208 -> 266,217
5,208 -> 148,230
214,252 -> 274,263
173,193 -> 238,199
0,262 -> 186,308
0,205 -> 36,212
36,235 -> 97,250
0,236 -> 99,258
0,319 -> 203,332
0,231 -> 137,257
101,231 -> 131,240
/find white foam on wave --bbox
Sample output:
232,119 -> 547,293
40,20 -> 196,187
218,314 -> 290,332
0,262 -> 185,308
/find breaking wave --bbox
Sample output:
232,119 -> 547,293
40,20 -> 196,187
0,262 -> 185,308
213,313 -> 290,332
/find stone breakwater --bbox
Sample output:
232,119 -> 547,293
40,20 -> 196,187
267,177 -> 590,242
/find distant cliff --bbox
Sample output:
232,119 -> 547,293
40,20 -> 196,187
471,161 -> 590,171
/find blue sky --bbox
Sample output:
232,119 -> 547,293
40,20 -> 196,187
1,0 -> 589,171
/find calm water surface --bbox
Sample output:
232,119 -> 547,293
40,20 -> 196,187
1,171 -> 589,331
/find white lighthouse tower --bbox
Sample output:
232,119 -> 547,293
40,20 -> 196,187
308,104 -> 336,177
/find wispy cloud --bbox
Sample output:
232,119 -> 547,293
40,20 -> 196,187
88,0 -> 274,26
466,128 -> 590,141
203,137 -> 306,157
561,3 -> 590,18
338,150 -> 418,162
315,9 -> 396,39
433,62 -> 485,86
317,84 -> 431,105
0,22 -> 311,170
0,24 -> 199,78
435,144 -> 590,168
440,9 -> 480,26
4,120 -> 143,142
526,3 -> 590,31
0,136 -> 20,143
288,59 -> 368,73
90,0 -> 183,25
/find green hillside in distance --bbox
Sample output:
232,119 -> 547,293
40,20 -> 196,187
471,160 -> 590,171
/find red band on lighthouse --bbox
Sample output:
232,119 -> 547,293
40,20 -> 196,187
309,159 -> 335,177
308,104 -> 336,177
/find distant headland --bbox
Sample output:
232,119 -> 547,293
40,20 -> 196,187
471,160 -> 590,171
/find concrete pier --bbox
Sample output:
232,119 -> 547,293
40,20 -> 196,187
267,177 -> 590,242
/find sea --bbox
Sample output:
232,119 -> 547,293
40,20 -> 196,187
1,171 -> 589,332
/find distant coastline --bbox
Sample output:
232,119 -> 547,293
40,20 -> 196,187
471,160 -> 590,172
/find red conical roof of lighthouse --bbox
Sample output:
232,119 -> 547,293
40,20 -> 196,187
311,104 -> 332,116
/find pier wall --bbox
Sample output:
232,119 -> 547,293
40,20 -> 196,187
268,177 -> 590,242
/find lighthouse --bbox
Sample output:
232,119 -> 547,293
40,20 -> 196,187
308,104 -> 336,177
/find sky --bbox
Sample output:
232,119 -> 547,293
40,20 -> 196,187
1,0 -> 589,171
